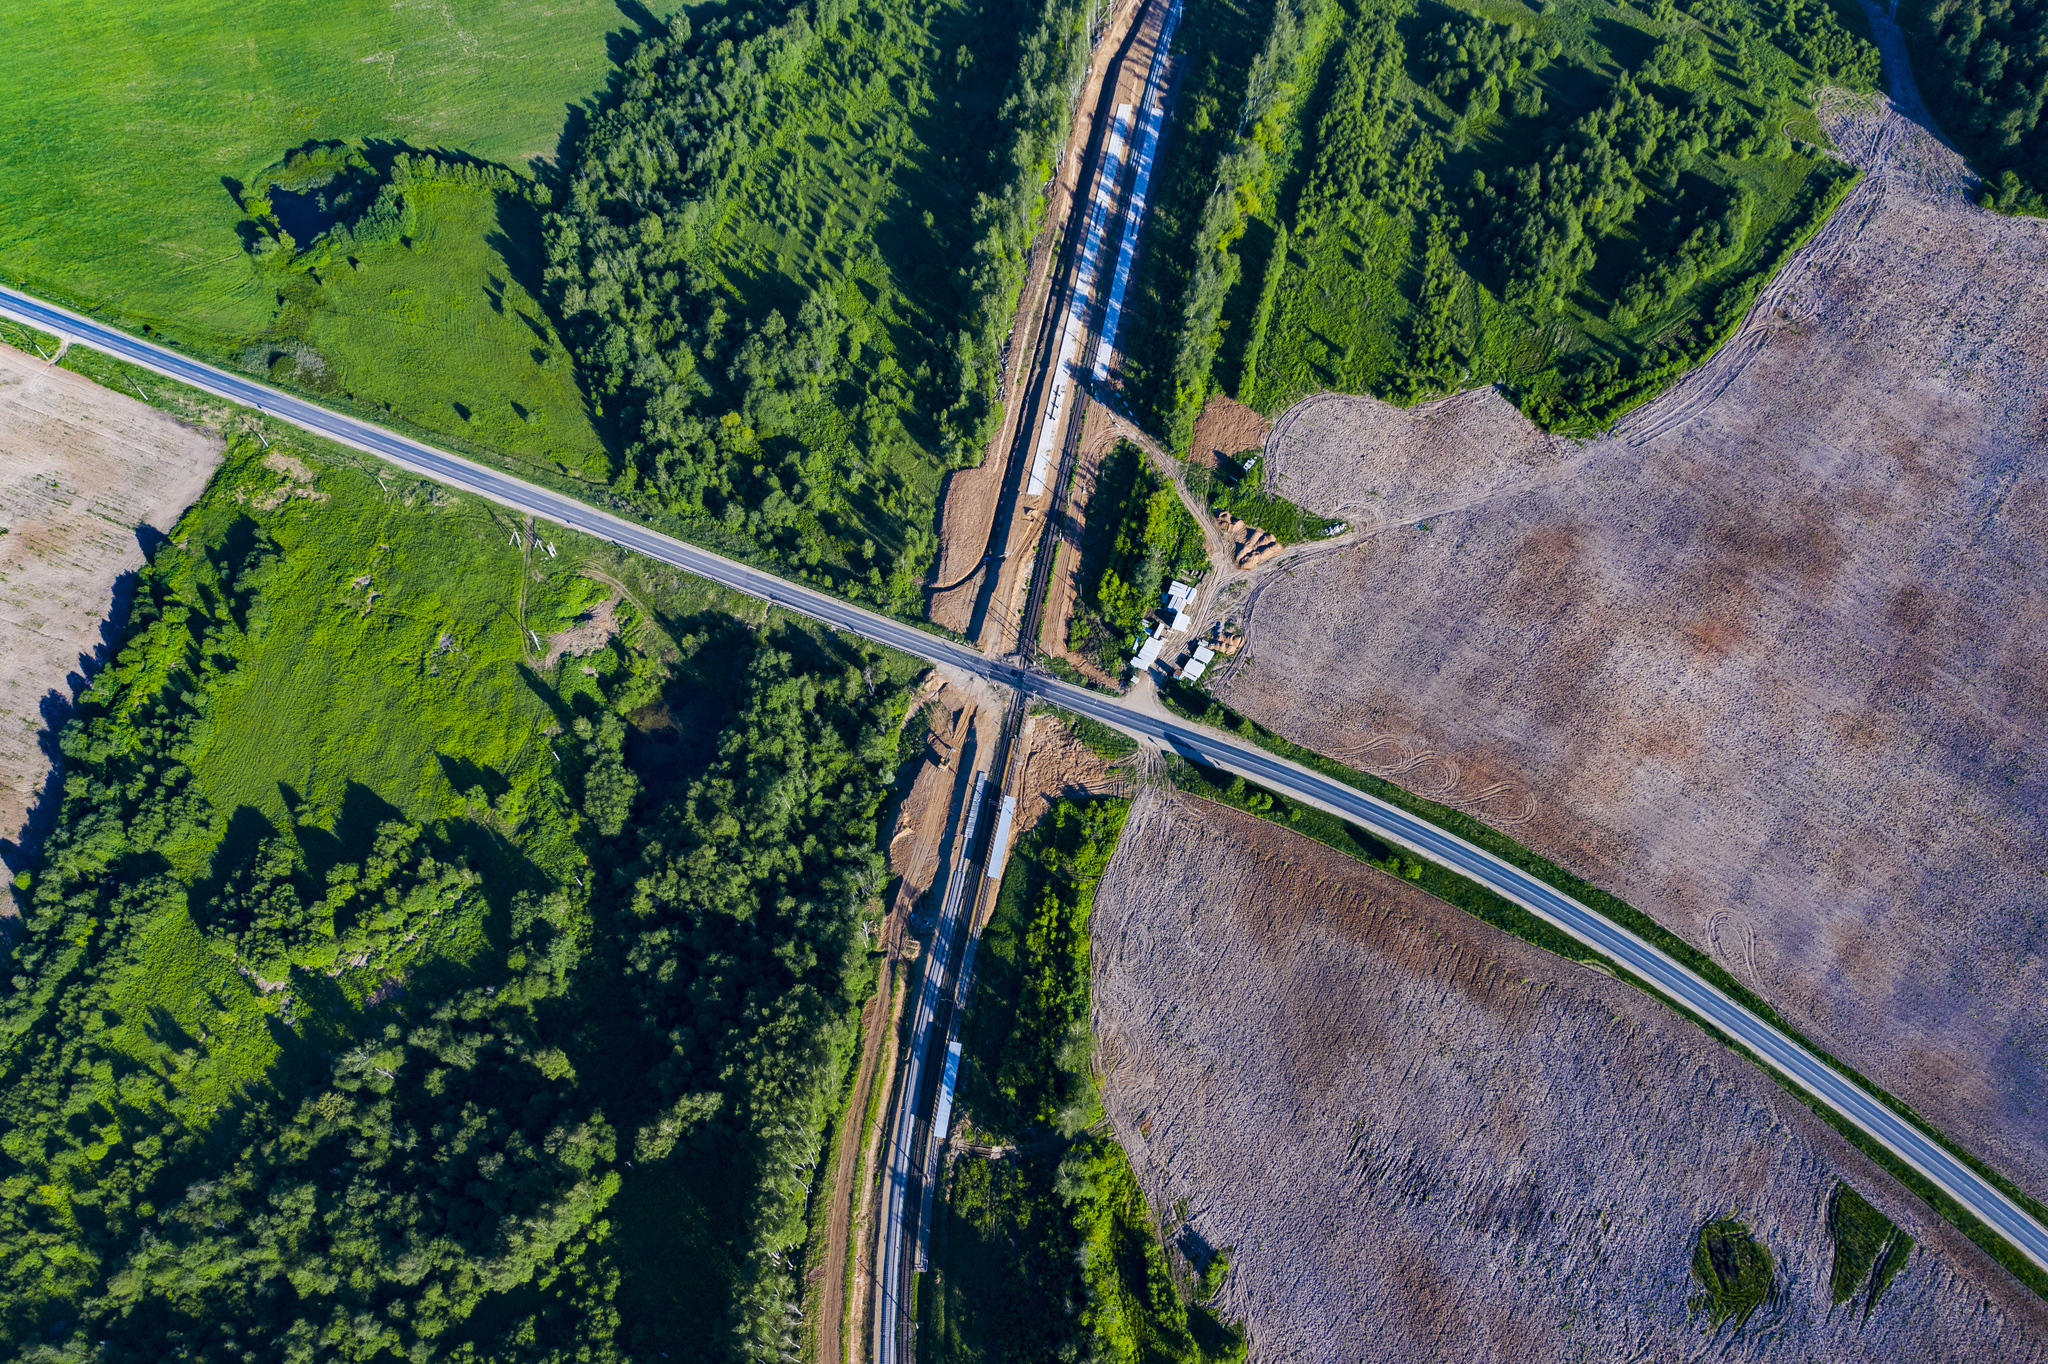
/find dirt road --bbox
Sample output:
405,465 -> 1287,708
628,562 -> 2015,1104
812,679 -> 983,1364
929,0 -> 1180,657
928,0 -> 1151,637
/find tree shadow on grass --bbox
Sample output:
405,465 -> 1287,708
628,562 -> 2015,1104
437,753 -> 513,806
187,805 -> 286,930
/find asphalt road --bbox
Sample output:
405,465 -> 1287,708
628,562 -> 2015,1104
9,281 -> 2047,1280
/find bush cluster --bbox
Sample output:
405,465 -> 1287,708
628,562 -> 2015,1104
1913,0 -> 2048,214
0,453 -> 921,1362
540,0 -> 1088,607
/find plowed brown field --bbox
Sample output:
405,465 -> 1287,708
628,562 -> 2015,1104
1092,793 -> 2048,1361
0,344 -> 222,870
1218,88 -> 2048,1199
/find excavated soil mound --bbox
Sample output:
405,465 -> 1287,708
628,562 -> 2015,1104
1092,792 -> 2048,1362
1188,393 -> 1273,466
0,345 -> 223,866
1223,88 -> 2048,1194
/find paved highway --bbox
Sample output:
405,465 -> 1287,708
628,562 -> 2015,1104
9,281 -> 2047,1283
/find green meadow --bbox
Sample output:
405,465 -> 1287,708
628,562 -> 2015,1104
1121,0 -> 1878,442
1,0 -> 622,487
0,0 -> 619,337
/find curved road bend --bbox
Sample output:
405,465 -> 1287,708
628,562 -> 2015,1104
9,282 -> 2048,1281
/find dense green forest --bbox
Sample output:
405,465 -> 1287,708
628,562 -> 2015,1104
927,799 -> 1242,1363
0,412 -> 926,1362
10,0 -> 1103,619
1905,0 -> 2048,213
1066,444 -> 1211,673
541,0 -> 1090,609
1118,0 -> 1876,443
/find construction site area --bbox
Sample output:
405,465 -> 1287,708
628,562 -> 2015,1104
928,0 -> 1185,663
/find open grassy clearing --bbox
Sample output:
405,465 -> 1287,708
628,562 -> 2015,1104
0,0 -> 619,342
1117,0 -> 1878,442
261,165 -> 612,481
1,1 -> 625,513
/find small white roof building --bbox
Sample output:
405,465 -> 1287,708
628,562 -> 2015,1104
1169,607 -> 1192,634
1133,632 -> 1164,669
1165,579 -> 1193,610
1192,643 -> 1216,666
1181,656 -> 1208,681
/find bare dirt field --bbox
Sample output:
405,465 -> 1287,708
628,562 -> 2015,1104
1037,405 -> 1125,685
1092,792 -> 2048,1362
1262,383 -> 1572,534
1012,708 -> 1122,840
1186,393 -> 1273,467
1216,78 -> 2048,1198
883,677 -> 980,948
0,343 -> 223,869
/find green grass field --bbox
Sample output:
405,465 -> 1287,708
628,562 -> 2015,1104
0,0 -> 618,338
1,1 -> 622,492
290,181 -> 612,480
